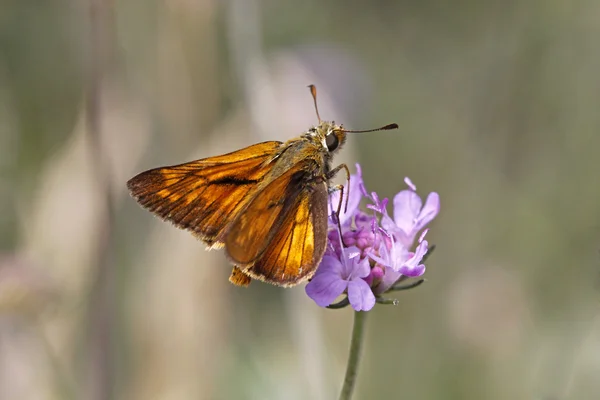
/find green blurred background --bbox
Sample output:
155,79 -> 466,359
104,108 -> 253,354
1,1 -> 599,399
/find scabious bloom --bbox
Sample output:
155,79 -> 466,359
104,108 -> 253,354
305,165 -> 440,311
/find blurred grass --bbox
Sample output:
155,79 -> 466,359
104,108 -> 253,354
1,1 -> 600,399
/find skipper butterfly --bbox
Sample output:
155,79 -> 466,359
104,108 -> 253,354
127,85 -> 397,287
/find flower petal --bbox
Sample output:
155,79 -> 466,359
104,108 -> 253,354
412,192 -> 440,233
418,228 -> 429,244
313,255 -> 344,277
398,263 -> 425,277
367,251 -> 388,268
355,163 -> 369,197
380,213 -> 399,238
347,279 -> 376,311
340,246 -> 370,280
305,271 -> 348,307
398,240 -> 428,277
367,233 -> 392,267
372,266 -> 402,294
392,190 -> 423,234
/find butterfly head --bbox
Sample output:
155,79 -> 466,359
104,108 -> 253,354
309,121 -> 347,155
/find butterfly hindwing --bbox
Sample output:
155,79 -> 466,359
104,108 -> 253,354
245,182 -> 328,286
225,161 -> 329,286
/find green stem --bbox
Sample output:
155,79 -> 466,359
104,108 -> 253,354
339,311 -> 368,400
327,296 -> 350,309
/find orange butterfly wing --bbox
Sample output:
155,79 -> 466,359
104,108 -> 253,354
126,141 -> 282,246
225,162 -> 329,286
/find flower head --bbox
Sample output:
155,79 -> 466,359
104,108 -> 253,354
305,165 -> 440,311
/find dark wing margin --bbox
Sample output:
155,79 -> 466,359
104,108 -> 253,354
225,162 -> 328,287
126,141 -> 282,246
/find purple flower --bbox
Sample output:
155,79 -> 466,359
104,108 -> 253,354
305,164 -> 440,310
381,182 -> 440,248
305,246 -> 376,311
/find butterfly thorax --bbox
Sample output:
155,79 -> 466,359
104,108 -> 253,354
262,121 -> 346,186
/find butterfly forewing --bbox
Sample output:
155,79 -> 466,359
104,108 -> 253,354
225,161 -> 329,285
126,141 -> 282,246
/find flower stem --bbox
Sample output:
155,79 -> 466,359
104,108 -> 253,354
339,311 -> 368,400
327,296 -> 350,309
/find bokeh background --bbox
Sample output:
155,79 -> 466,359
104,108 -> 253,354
1,1 -> 600,399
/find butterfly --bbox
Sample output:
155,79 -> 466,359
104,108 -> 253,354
127,85 -> 398,287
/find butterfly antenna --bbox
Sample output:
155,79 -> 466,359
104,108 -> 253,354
343,123 -> 399,133
307,84 -> 322,123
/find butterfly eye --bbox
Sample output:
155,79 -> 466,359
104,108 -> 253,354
326,132 -> 339,151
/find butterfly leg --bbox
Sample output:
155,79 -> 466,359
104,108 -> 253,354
328,184 -> 345,223
326,163 -> 350,181
327,184 -> 350,248
324,163 -> 352,248
326,163 -> 351,213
